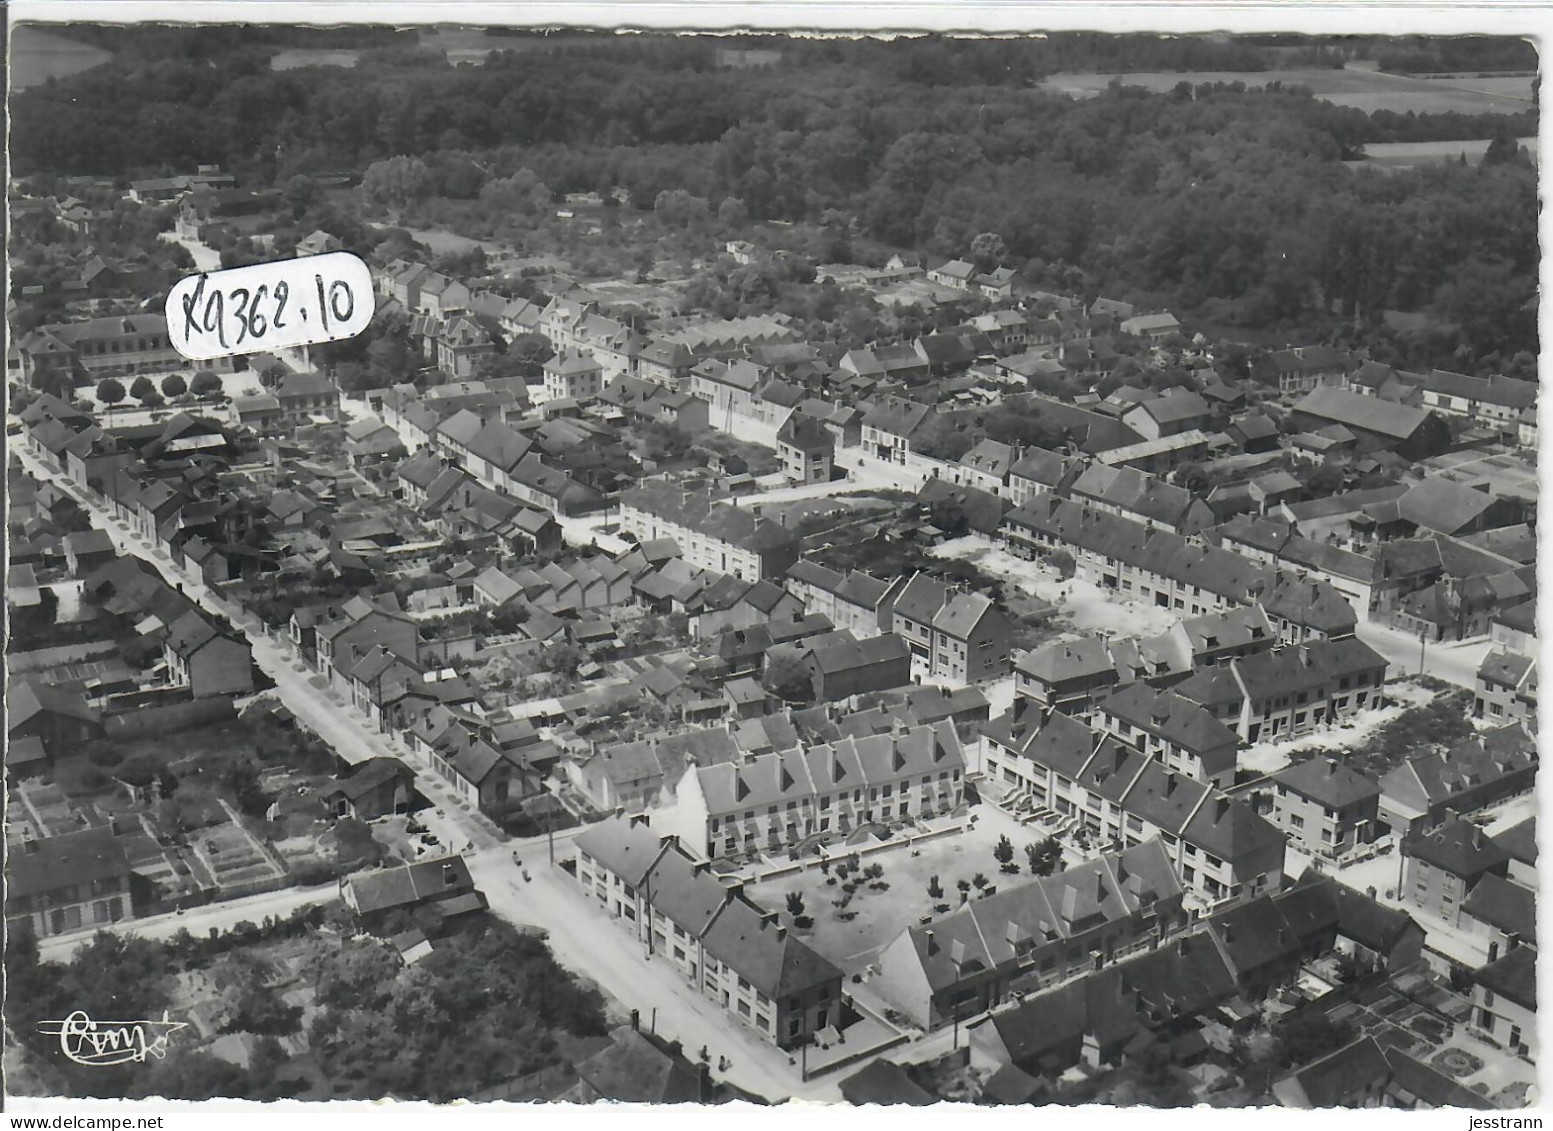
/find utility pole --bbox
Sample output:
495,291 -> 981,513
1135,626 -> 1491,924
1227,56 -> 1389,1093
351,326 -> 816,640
1418,627 -> 1427,676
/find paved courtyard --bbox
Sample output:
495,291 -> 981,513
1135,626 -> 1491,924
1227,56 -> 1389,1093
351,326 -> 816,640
743,805 -> 1065,970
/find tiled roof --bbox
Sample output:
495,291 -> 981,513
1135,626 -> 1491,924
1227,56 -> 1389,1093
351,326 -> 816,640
1274,757 -> 1381,809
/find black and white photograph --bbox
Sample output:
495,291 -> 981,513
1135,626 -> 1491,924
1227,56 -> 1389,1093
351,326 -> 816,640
2,4 -> 1542,1114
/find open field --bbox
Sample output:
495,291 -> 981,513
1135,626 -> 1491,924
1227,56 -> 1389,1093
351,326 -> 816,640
10,26 -> 112,90
1348,137 -> 1539,170
270,49 -> 365,71
1039,67 -> 1534,115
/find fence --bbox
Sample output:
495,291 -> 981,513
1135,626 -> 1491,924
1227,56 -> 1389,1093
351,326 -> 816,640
103,696 -> 237,740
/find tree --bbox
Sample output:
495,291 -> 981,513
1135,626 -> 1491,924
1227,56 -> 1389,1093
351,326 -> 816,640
956,878 -> 972,904
717,195 -> 749,231
129,374 -> 157,403
972,872 -> 989,889
1274,1011 -> 1357,1068
1026,837 -> 1062,877
785,891 -> 805,918
993,834 -> 1016,872
284,174 -> 322,215
1174,461 -> 1210,493
190,370 -> 223,397
257,361 -> 288,389
507,333 -> 555,378
762,653 -> 815,704
540,641 -> 587,679
96,376 -> 126,406
970,230 -> 1008,271
927,875 -> 944,900
1048,549 -> 1076,581
362,155 -> 433,209
223,758 -> 269,818
161,373 -> 188,398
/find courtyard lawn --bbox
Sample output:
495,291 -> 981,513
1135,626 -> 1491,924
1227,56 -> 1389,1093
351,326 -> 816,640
742,805 -> 1070,970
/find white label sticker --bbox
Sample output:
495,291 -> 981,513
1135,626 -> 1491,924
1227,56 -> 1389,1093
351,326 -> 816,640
164,252 -> 375,362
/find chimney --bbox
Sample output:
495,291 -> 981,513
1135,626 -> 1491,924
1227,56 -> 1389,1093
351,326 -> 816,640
442,862 -> 458,887
776,924 -> 788,941
1165,771 -> 1178,796
1325,757 -> 1339,776
692,860 -> 712,876
925,929 -> 939,956
630,1009 -> 641,1031
1215,797 -> 1231,821
1176,935 -> 1190,957
629,812 -> 652,829
1221,923 -> 1234,944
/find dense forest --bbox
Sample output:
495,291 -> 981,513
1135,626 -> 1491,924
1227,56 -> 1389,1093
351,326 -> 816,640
11,31 -> 1538,371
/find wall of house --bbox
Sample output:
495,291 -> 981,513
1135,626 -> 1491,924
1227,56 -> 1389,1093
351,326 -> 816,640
1270,785 -> 1376,858
186,637 -> 254,698
1473,983 -> 1536,1060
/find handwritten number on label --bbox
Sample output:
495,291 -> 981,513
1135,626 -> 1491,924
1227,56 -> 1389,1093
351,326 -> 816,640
315,275 -> 331,334
180,275 -> 208,345
165,254 -> 372,362
231,287 -> 250,345
330,279 -> 355,323
203,288 -> 228,352
250,284 -> 268,339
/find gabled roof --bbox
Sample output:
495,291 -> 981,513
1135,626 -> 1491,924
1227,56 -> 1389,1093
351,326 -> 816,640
1274,757 -> 1380,810
838,1060 -> 936,1106
573,1027 -> 706,1104
344,854 -> 479,915
1402,816 -> 1510,878
8,678 -> 101,732
1471,943 -> 1536,1012
324,757 -> 412,802
1293,387 -> 1432,440
1491,817 -> 1537,867
7,826 -> 133,900
1460,873 -> 1535,944
1273,1036 -> 1391,1108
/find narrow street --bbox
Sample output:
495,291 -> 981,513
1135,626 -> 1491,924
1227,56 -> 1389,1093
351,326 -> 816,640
37,882 -> 340,962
